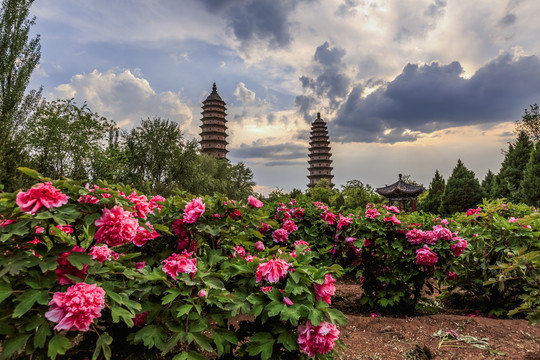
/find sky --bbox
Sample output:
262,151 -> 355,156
27,0 -> 540,195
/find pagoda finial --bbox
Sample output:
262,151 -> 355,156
212,82 -> 217,93
317,112 -> 321,119
399,173 -> 403,181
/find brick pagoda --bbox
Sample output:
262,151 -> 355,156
199,83 -> 228,159
307,113 -> 334,188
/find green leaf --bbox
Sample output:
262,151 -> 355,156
48,334 -> 71,360
213,329 -> 238,357
0,334 -> 31,360
0,282 -> 12,303
13,289 -> 41,318
203,276 -> 225,290
189,320 -> 208,333
278,331 -> 298,351
309,309 -> 325,326
67,252 -> 92,270
133,325 -> 167,350
326,308 -> 348,325
18,167 -> 43,179
110,305 -> 134,327
265,301 -> 284,317
188,332 -> 213,352
246,332 -> 275,360
176,304 -> 193,317
34,322 -> 51,349
93,331 -> 113,360
162,288 -> 181,305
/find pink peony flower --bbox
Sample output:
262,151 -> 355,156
247,195 -> 264,208
272,228 -> 289,243
370,313 -> 378,318
509,217 -> 518,223
95,206 -> 139,247
416,245 -> 438,266
363,238 -> 372,247
406,228 -> 424,245
383,204 -> 400,213
176,237 -> 197,253
45,282 -> 105,331
258,222 -> 271,233
260,286 -> 273,293
134,261 -> 146,269
55,224 -> 74,234
162,251 -> 198,279
183,197 -> 206,224
132,223 -> 160,247
133,311 -> 148,327
255,258 -> 291,283
433,225 -> 452,241
254,241 -> 265,251
345,237 -> 357,247
282,219 -> 298,233
245,255 -> 254,262
89,245 -> 118,263
314,273 -> 336,304
198,290 -> 207,298
0,216 -> 15,228
55,245 -> 88,285
16,182 -> 69,215
149,195 -> 166,212
422,231 -> 437,245
337,213 -> 353,230
126,191 -> 152,219
283,297 -> 294,306
365,208 -> 380,219
293,207 -> 305,219
384,215 -> 401,225
172,218 -> 187,237
232,246 -> 246,258
297,321 -> 340,357
450,238 -> 467,256
322,212 -> 336,225
447,271 -> 458,280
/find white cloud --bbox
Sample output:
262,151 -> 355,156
234,82 -> 256,105
50,69 -> 192,129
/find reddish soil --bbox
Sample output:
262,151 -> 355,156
335,282 -> 540,360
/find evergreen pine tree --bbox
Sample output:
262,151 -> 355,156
519,143 -> 540,206
440,160 -> 482,214
492,132 -> 533,201
481,169 -> 495,200
420,169 -> 445,214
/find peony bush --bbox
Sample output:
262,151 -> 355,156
0,169 -> 346,359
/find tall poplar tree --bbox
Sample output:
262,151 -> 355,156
420,169 -> 445,214
0,0 -> 41,190
440,160 -> 482,214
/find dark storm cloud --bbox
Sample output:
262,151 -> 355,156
331,52 -> 540,144
231,140 -> 306,162
296,42 -> 352,121
499,13 -> 516,27
199,0 -> 303,48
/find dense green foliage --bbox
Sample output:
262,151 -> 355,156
440,160 -> 482,215
420,170 -> 445,214
519,142 -> 540,207
0,0 -> 41,191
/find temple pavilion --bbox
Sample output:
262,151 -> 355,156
376,174 -> 426,212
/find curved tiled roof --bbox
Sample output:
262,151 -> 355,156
205,82 -> 223,102
376,174 -> 426,197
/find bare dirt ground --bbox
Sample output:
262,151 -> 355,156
335,282 -> 540,360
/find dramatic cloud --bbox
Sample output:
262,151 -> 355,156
51,69 -> 192,129
296,42 -> 355,121
331,52 -> 540,143
199,0 -> 302,50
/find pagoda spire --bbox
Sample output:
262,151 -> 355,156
307,113 -> 334,188
199,83 -> 228,159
